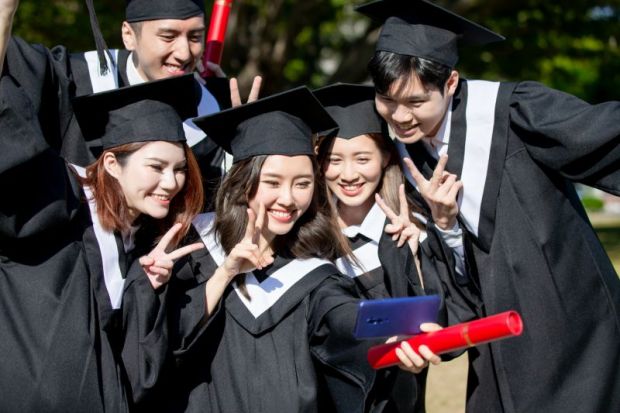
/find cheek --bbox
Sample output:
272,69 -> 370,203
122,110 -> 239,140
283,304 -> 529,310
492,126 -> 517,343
375,101 -> 391,119
416,103 -> 442,123
189,43 -> 203,58
173,173 -> 187,195
323,164 -> 341,181
249,186 -> 273,209
325,179 -> 340,196
295,188 -> 315,212
363,162 -> 384,182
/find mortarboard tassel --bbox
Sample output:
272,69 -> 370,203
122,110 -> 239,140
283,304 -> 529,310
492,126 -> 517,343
84,0 -> 112,75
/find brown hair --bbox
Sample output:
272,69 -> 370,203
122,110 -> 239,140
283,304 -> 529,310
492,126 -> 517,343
316,133 -> 424,230
213,154 -> 354,298
80,141 -> 204,248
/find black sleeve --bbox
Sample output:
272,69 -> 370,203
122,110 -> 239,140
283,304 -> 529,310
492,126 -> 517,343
168,247 -> 223,359
420,225 -> 481,326
121,261 -> 170,404
510,81 -> 620,195
0,73 -> 80,243
4,37 -> 74,154
309,276 -> 380,413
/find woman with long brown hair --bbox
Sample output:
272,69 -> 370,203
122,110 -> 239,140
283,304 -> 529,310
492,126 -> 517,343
313,83 -> 477,412
0,74 -> 203,412
145,86 -> 398,413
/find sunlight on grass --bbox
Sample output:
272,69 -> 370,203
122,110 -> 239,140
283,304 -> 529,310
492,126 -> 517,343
590,212 -> 620,274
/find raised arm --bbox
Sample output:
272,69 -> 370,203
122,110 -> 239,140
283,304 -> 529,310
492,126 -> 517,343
0,0 -> 19,74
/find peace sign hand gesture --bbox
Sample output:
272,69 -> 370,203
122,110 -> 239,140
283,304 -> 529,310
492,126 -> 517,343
230,76 -> 262,108
219,203 -> 274,282
375,184 -> 422,256
403,155 -> 462,230
139,223 -> 205,290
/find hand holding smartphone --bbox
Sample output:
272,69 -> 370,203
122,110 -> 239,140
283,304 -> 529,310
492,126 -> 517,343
353,295 -> 441,339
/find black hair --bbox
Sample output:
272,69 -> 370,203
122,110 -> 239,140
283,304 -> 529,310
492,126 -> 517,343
368,50 -> 453,95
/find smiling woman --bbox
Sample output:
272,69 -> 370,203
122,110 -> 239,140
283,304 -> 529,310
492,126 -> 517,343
137,86 -> 385,413
0,73 -> 204,412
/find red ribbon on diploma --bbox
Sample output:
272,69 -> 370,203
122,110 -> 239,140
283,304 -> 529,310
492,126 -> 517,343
201,0 -> 233,78
367,311 -> 524,369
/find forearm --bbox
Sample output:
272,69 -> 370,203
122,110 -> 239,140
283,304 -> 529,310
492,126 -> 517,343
0,4 -> 18,74
435,222 -> 467,278
204,266 -> 235,317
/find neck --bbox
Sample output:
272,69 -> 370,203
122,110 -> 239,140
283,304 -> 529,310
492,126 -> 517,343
337,196 -> 374,228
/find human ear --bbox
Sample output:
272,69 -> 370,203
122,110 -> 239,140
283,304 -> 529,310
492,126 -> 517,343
121,21 -> 137,51
103,152 -> 122,179
445,70 -> 460,97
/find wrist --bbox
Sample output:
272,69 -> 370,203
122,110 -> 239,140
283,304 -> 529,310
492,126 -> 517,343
214,265 -> 237,283
435,217 -> 457,231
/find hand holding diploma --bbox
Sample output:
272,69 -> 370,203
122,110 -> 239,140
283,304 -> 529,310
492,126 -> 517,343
369,311 -> 524,369
389,323 -> 443,373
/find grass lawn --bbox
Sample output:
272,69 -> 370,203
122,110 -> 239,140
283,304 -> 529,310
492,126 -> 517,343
590,212 -> 620,273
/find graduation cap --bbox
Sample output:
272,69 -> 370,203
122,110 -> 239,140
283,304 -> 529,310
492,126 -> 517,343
313,83 -> 385,140
125,0 -> 205,22
192,86 -> 338,163
72,73 -> 199,150
356,0 -> 504,67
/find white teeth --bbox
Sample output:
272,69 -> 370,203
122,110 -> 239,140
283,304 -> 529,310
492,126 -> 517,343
164,64 -> 183,72
341,184 -> 362,191
152,194 -> 169,201
269,210 -> 292,218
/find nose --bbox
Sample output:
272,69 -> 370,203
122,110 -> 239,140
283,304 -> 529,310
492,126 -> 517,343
392,104 -> 414,124
160,169 -> 180,192
340,160 -> 358,182
277,185 -> 294,207
173,37 -> 192,64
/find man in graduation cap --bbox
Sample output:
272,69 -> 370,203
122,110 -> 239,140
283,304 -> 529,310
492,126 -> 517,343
356,1 -> 620,412
0,0 -> 230,203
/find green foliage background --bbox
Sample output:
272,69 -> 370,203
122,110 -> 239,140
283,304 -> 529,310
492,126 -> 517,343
10,1 -> 620,273
11,0 -> 620,98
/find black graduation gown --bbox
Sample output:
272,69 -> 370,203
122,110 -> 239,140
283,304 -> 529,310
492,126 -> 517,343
3,37 -> 228,205
156,212 -> 379,413
402,79 -> 620,413
0,74 -> 163,412
337,204 -> 477,413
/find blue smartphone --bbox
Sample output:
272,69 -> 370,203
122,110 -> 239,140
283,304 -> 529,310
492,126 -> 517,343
353,295 -> 441,339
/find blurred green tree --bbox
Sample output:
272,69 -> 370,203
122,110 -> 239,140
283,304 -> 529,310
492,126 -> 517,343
10,0 -> 619,100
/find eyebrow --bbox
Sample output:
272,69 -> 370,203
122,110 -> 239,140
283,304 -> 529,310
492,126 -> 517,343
328,150 -> 373,156
145,157 -> 187,166
156,27 -> 206,35
261,172 -> 314,179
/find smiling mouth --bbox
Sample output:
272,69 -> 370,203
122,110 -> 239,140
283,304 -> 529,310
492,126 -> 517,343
393,123 -> 420,135
339,183 -> 364,196
163,64 -> 188,74
151,194 -> 171,205
268,209 -> 295,223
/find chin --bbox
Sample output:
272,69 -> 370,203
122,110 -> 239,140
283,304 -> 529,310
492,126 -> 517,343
145,208 -> 170,220
337,194 -> 373,208
268,222 -> 296,236
394,133 -> 423,144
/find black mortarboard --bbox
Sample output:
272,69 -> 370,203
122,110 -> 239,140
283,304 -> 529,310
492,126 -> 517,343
313,83 -> 385,139
125,0 -> 205,23
356,0 -> 504,67
192,87 -> 338,163
72,74 -> 199,150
